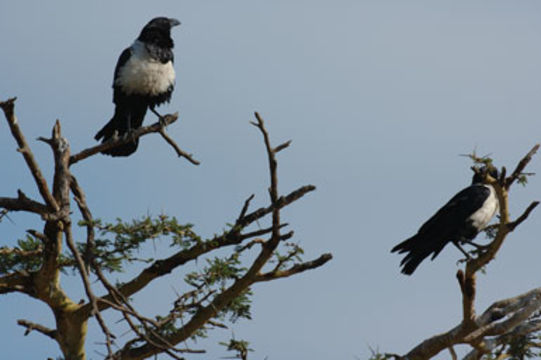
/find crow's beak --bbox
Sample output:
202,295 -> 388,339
168,18 -> 181,27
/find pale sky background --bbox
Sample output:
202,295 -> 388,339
2,1 -> 541,359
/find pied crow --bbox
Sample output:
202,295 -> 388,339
95,17 -> 181,157
391,167 -> 499,275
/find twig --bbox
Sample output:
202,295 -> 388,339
237,194 -> 255,224
239,185 -> 316,228
252,112 -> 280,243
237,223 -> 288,242
158,127 -> 200,165
17,319 -> 57,339
254,253 -> 333,282
505,144 -> 539,190
70,174 -> 96,269
507,201 -> 540,231
0,247 -> 42,257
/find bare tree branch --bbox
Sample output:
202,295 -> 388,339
0,98 -> 58,211
0,190 -> 49,217
507,201 -> 540,231
69,112 -> 198,166
505,144 -> 539,190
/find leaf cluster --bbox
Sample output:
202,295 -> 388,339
219,338 -> 253,360
62,216 -> 200,273
0,236 -> 42,274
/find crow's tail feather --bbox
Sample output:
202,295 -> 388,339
391,234 -> 432,275
95,104 -> 147,157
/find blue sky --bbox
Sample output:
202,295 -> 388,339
2,1 -> 541,359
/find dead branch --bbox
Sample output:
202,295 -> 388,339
0,98 -> 58,211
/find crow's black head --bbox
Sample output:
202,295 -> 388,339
138,17 -> 180,48
472,166 -> 499,185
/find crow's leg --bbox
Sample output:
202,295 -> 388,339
150,107 -> 167,127
463,239 -> 490,251
122,113 -> 137,143
452,241 -> 472,260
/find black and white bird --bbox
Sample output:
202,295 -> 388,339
391,167 -> 499,275
95,17 -> 181,157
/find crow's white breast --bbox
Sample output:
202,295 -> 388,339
469,185 -> 498,230
115,40 -> 175,96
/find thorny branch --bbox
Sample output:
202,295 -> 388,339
90,184 -> 316,315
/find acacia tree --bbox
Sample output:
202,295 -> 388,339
373,146 -> 541,360
0,97 -> 332,360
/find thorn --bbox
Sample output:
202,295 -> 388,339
37,137 -> 53,145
